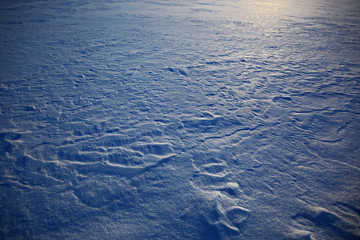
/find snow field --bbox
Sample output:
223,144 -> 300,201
1,0 -> 360,239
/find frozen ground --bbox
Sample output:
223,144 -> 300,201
1,0 -> 360,239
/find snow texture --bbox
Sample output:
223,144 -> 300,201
1,0 -> 360,239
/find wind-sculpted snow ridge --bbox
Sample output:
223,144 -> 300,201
289,204 -> 360,240
1,0 -> 360,239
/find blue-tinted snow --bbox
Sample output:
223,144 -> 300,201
1,0 -> 360,239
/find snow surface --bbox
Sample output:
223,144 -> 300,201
1,0 -> 360,239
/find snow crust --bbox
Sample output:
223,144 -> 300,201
1,0 -> 360,239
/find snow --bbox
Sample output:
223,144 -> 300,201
1,0 -> 360,239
